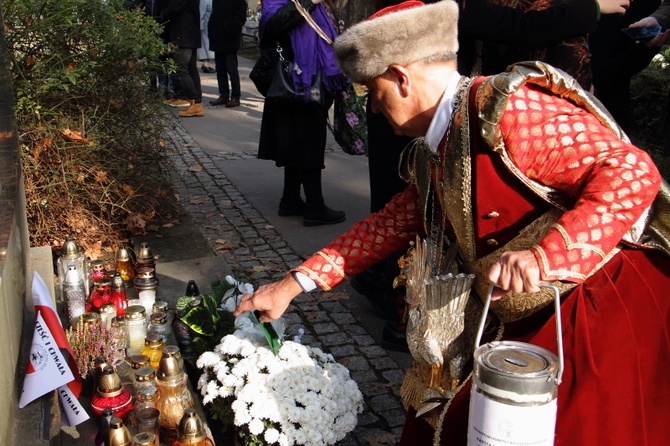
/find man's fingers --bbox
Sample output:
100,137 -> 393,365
233,294 -> 255,316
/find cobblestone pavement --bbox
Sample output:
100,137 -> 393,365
163,121 -> 407,445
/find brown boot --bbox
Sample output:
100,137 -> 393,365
225,97 -> 241,108
179,102 -> 204,117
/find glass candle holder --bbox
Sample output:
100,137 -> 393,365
140,334 -> 165,371
57,237 -> 90,302
134,267 -> 158,317
135,408 -> 160,445
111,316 -> 128,358
91,366 -> 133,421
125,306 -> 147,356
135,242 -> 156,271
90,279 -> 112,311
115,244 -> 135,285
63,264 -> 87,326
132,431 -> 158,446
147,312 -> 172,345
99,302 -> 117,330
111,273 -> 129,317
155,353 -> 194,446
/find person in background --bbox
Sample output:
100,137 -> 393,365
161,0 -> 205,117
199,0 -> 217,73
257,0 -> 347,227
234,2 -> 670,445
208,0 -> 247,107
590,0 -> 670,133
351,0 -> 634,354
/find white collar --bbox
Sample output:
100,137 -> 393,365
425,71 -> 463,153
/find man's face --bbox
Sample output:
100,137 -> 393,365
365,71 -> 415,137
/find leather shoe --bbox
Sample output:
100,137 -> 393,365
225,97 -> 241,108
381,321 -> 409,353
201,65 -> 216,73
209,96 -> 230,106
303,206 -> 345,227
278,198 -> 306,216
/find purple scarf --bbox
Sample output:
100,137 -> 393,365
260,0 -> 346,96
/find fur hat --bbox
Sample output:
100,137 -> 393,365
334,1 -> 459,83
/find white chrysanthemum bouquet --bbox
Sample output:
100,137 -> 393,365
196,330 -> 364,445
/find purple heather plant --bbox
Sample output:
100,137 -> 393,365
65,319 -> 126,378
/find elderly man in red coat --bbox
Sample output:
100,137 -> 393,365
234,1 -> 670,445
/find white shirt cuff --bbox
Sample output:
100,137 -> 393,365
292,272 -> 318,292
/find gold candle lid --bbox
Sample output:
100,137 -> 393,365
144,334 -> 163,347
157,347 -> 183,382
152,300 -> 168,313
176,408 -> 207,443
97,365 -> 123,397
107,417 -> 132,446
115,245 -> 132,262
99,302 -> 116,315
61,237 -> 83,259
80,312 -> 101,325
131,432 -> 156,446
90,259 -> 105,271
136,242 -> 154,262
124,305 -> 146,320
149,312 -> 167,326
134,366 -> 156,382
129,355 -> 150,369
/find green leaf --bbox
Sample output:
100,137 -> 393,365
200,293 -> 220,318
175,295 -> 197,316
251,311 -> 282,356
180,306 -> 215,336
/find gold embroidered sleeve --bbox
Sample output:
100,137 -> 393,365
501,86 -> 661,282
290,186 -> 424,291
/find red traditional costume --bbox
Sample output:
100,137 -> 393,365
291,62 -> 670,445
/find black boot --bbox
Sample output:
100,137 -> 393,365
302,168 -> 345,226
278,167 -> 306,216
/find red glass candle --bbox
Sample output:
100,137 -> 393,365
110,273 -> 129,317
91,365 -> 133,421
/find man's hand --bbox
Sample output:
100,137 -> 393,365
487,250 -> 542,300
597,0 -> 631,15
628,17 -> 670,47
233,275 -> 304,322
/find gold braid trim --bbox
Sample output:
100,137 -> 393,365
432,322 -> 505,446
292,266 -> 333,291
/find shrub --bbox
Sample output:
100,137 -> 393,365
2,0 -> 178,257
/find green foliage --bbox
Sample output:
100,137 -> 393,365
2,0 -> 178,254
174,279 -> 242,355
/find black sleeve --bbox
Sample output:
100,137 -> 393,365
459,0 -> 599,45
160,0 -> 189,22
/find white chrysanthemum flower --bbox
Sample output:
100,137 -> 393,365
225,275 -> 237,285
264,427 -> 280,444
248,417 -> 265,435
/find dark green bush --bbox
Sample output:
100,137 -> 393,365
2,0 -> 177,256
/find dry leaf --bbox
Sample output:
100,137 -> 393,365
61,128 -> 94,145
162,223 -> 175,228
123,212 -> 147,235
252,266 -> 268,272
188,165 -> 203,172
94,170 -> 109,183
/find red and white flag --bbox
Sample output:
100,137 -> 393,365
19,272 -> 89,426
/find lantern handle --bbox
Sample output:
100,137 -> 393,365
474,283 -> 564,385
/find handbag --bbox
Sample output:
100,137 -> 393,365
263,0 -> 332,106
249,47 -> 279,97
266,44 -> 325,107
329,81 -> 368,155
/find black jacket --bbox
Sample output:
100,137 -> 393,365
208,0 -> 247,53
160,0 -> 201,49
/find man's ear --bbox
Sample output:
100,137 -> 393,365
386,64 -> 411,97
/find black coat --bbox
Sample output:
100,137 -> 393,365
160,0 -> 201,49
208,0 -> 247,52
